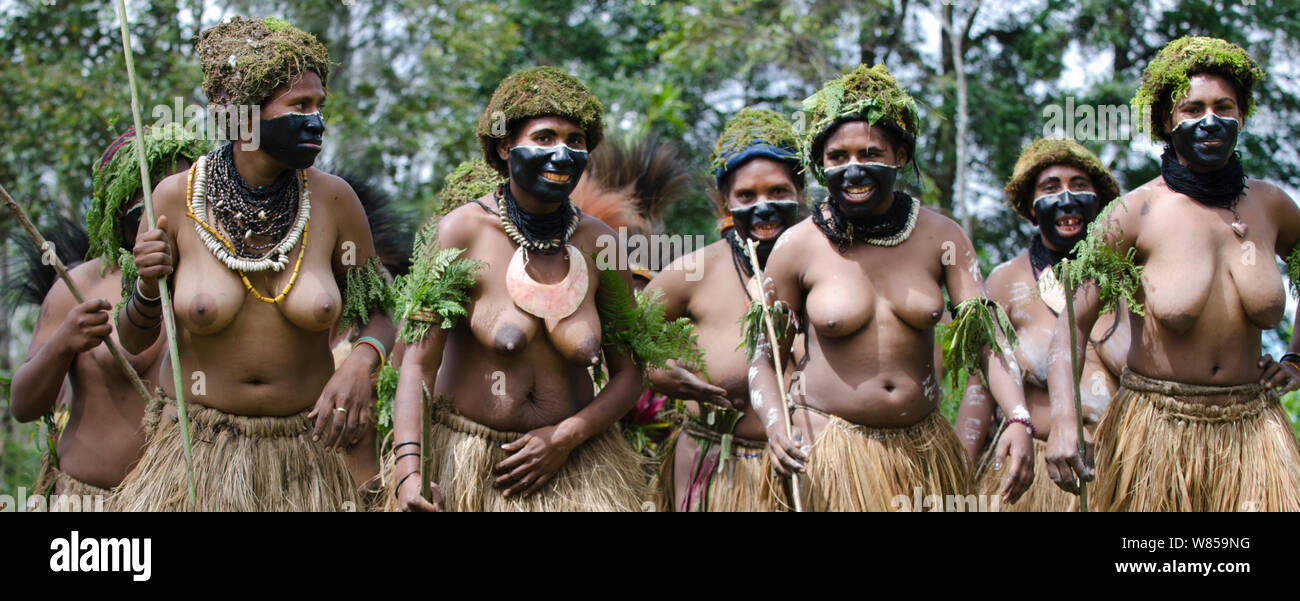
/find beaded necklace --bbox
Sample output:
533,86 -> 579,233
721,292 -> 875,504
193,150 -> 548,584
811,192 -> 919,252
185,153 -> 309,304
496,184 -> 580,254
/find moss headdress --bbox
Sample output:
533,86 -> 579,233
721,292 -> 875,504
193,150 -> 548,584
87,123 -> 212,267
711,107 -> 803,190
196,16 -> 331,107
1132,36 -> 1264,144
1004,138 -> 1120,223
800,64 -> 920,184
476,66 -> 605,179
435,158 -> 506,217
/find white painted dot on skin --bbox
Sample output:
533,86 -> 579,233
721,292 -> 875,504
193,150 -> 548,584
747,365 -> 758,384
750,390 -> 764,411
765,407 -> 779,428
773,232 -> 792,253
1011,405 -> 1030,421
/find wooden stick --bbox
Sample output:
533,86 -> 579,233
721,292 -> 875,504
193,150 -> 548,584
419,389 -> 433,503
1060,259 -> 1089,512
744,238 -> 803,512
0,184 -> 154,406
114,0 -> 196,507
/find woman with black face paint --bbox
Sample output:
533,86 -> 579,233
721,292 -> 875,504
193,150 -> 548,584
389,66 -> 648,512
112,17 -> 393,511
11,126 -> 207,510
1046,37 -> 1300,511
748,65 -> 1034,511
956,138 -> 1130,511
645,108 -> 805,512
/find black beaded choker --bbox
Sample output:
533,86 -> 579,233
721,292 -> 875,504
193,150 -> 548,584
1029,234 -> 1073,280
1160,146 -> 1247,209
810,190 -> 914,252
500,183 -> 579,255
209,143 -> 300,259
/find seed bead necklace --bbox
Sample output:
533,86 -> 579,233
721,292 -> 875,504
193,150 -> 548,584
185,153 -> 310,304
496,184 -> 581,255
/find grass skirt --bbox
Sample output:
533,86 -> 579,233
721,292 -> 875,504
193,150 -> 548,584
976,436 -> 1074,512
1091,369 -> 1300,512
762,407 -> 971,512
378,397 -> 649,512
111,399 -> 359,511
653,420 -> 772,512
25,458 -> 113,512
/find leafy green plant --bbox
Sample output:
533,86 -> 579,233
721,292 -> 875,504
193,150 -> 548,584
392,225 -> 483,343
938,297 -> 1017,390
594,260 -> 706,386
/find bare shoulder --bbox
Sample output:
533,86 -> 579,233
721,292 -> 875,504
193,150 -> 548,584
662,238 -> 724,273
435,196 -> 496,250
152,169 -> 191,217
1248,178 -> 1297,213
986,252 -> 1029,305
915,205 -> 965,240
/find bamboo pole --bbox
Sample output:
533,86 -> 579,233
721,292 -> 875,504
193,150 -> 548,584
419,389 -> 433,503
0,185 -> 154,406
1060,259 -> 1089,512
744,238 -> 803,512
114,0 -> 196,507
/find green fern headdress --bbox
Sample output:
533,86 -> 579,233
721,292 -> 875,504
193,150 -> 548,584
799,64 -> 919,185
87,123 -> 212,269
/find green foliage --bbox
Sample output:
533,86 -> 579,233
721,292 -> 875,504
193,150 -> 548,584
1287,244 -> 1300,300
800,64 -> 919,183
87,124 -> 211,269
594,260 -> 706,385
392,227 -> 482,344
938,297 -> 1017,390
341,257 -> 393,331
375,362 -> 399,446
1060,201 -> 1145,317
1280,389 -> 1300,439
740,299 -> 796,362
711,107 -> 800,170
433,158 -> 505,217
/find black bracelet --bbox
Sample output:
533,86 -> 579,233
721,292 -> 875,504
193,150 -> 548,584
133,280 -> 161,307
124,295 -> 161,330
393,471 -> 418,499
394,451 -> 421,463
393,441 -> 420,451
1281,353 -> 1300,369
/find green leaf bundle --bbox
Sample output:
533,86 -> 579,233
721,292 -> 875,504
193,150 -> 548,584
1059,203 -> 1145,317
341,256 -> 394,331
938,297 -> 1018,390
392,224 -> 483,343
594,259 -> 706,385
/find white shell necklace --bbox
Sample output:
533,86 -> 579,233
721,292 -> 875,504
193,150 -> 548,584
188,153 -> 310,273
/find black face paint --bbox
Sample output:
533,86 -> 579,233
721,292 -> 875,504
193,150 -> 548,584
1170,112 -> 1239,171
257,111 -> 325,170
826,162 -> 898,219
120,204 -> 143,251
1033,190 -> 1098,252
730,200 -> 800,262
508,144 -> 588,205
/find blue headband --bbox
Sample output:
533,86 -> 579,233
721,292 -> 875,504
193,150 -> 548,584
714,142 -> 801,189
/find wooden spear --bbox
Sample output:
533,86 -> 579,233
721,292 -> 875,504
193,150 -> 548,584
114,0 -> 196,507
745,238 -> 803,512
1060,258 -> 1089,512
0,185 -> 154,406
